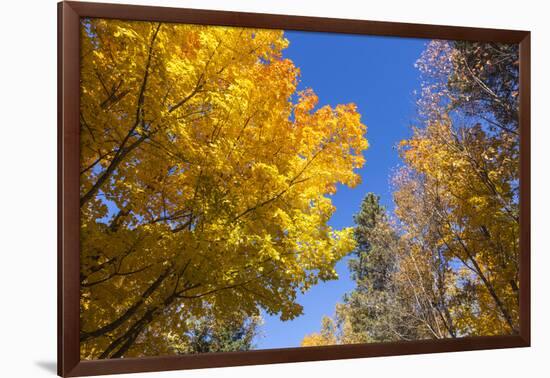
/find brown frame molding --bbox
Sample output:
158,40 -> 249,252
58,1 -> 531,376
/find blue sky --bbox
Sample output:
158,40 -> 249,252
254,31 -> 428,350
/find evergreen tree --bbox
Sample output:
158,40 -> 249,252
339,193 -> 419,342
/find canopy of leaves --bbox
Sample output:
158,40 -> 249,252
79,19 -> 367,359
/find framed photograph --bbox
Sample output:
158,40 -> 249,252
58,1 -> 530,376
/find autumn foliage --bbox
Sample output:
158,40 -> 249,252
79,19 -> 367,359
79,17 -> 519,356
302,41 -> 520,346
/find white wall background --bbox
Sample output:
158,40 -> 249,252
0,0 -> 547,376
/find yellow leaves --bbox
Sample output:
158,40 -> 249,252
79,18 -> 369,359
467,195 -> 488,208
394,112 -> 519,335
301,316 -> 338,346
295,89 -> 319,116
301,333 -> 332,347
113,27 -> 141,40
332,227 -> 356,256
92,50 -> 105,60
250,162 -> 283,185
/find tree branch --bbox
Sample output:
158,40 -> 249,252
80,23 -> 162,207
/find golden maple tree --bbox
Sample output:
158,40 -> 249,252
79,19 -> 367,358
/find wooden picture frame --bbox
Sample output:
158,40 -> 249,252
58,1 -> 531,376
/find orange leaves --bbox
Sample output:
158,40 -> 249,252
292,89 -> 368,192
